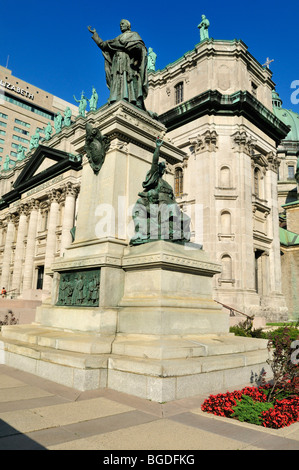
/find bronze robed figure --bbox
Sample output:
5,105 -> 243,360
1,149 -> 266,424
88,19 -> 148,110
130,138 -> 191,245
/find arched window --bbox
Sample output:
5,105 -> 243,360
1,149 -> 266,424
175,82 -> 184,105
174,167 -> 183,197
219,166 -> 231,188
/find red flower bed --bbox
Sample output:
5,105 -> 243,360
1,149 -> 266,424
201,385 -> 299,429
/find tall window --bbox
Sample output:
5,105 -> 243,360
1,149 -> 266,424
175,82 -> 184,105
254,168 -> 260,197
288,165 -> 295,180
174,167 -> 183,197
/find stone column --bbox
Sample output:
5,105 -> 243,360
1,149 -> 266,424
43,189 -> 61,292
11,204 -> 29,294
60,182 -> 78,256
22,199 -> 40,291
1,214 -> 16,290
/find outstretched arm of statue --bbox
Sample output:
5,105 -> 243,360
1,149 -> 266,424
149,138 -> 163,174
88,25 -> 104,48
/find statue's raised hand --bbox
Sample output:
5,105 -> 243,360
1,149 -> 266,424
156,137 -> 163,147
88,26 -> 96,34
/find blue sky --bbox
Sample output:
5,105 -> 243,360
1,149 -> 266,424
0,0 -> 298,112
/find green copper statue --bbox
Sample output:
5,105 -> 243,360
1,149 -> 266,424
54,112 -> 63,134
198,15 -> 210,41
44,122 -> 53,140
3,155 -> 11,171
16,144 -> 26,161
64,107 -> 72,126
147,47 -> 157,73
85,122 -> 110,175
74,92 -> 89,117
88,19 -> 148,110
130,138 -> 191,245
29,130 -> 40,151
89,87 -> 98,112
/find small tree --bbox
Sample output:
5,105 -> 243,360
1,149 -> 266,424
266,326 -> 299,402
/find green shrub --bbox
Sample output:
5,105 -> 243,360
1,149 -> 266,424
231,395 -> 274,425
229,318 -> 267,339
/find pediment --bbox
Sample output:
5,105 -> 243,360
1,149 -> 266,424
1,145 -> 82,207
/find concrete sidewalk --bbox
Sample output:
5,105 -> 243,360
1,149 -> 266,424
0,364 -> 299,450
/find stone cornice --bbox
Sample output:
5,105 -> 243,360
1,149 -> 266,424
159,90 -> 290,145
149,39 -> 274,88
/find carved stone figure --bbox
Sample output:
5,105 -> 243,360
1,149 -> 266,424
85,122 -> 110,175
89,87 -> 98,111
88,19 -> 148,110
130,138 -> 191,245
198,14 -> 210,41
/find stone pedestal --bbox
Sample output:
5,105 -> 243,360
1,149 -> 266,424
0,103 -> 270,401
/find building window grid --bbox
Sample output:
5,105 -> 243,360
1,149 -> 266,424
3,95 -> 54,121
0,113 -> 8,120
0,121 -> 7,128
13,126 -> 29,136
15,118 -> 31,128
12,134 -> 29,144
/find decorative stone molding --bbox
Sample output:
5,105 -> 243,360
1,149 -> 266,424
47,188 -> 62,204
231,130 -> 257,156
189,130 -> 218,155
266,150 -> 281,172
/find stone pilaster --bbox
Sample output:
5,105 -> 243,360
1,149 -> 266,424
0,213 -> 16,290
11,204 -> 29,294
22,199 -> 40,292
43,189 -> 61,292
60,182 -> 78,256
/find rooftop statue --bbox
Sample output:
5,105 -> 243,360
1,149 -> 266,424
29,129 -> 40,151
44,122 -> 53,140
147,47 -> 157,72
16,144 -> 26,161
54,112 -> 63,133
198,14 -> 210,41
89,86 -> 98,112
130,138 -> 191,245
64,107 -> 72,126
74,92 -> 89,117
3,155 -> 11,171
88,19 -> 148,110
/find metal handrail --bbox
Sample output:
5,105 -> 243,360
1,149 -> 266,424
215,300 -> 254,320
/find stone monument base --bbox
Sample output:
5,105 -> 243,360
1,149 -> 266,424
0,241 -> 270,402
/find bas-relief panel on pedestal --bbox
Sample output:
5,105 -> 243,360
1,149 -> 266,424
57,268 -> 100,307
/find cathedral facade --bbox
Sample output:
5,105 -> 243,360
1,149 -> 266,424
0,35 -> 297,321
